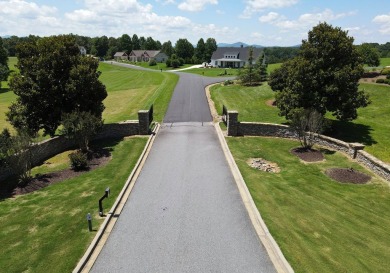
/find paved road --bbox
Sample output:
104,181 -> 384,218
91,66 -> 276,272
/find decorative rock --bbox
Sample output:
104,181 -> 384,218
247,158 -> 281,173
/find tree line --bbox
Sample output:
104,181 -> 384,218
1,34 -> 217,64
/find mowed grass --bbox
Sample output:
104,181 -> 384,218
211,82 -> 390,163
0,137 -> 148,273
115,61 -> 193,71
0,57 -> 18,132
99,62 -> 178,123
227,136 -> 390,273
183,67 -> 238,77
211,82 -> 286,124
380,57 -> 390,67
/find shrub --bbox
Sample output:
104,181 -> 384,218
165,59 -> 171,67
224,79 -> 233,86
171,59 -> 180,68
381,68 -> 390,75
69,151 -> 88,171
178,58 -> 185,66
148,59 -> 157,66
376,78 -> 385,84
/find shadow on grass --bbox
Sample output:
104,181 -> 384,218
0,87 -> 10,94
325,120 -> 377,146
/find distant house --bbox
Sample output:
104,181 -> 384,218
210,46 -> 263,68
114,52 -> 129,61
129,50 -> 168,63
79,46 -> 87,56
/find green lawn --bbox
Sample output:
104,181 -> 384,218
210,82 -> 286,124
380,57 -> 390,67
116,60 -> 193,71
0,57 -> 18,132
0,137 -> 148,273
99,62 -> 178,123
211,82 -> 390,163
183,67 -> 238,77
227,136 -> 390,273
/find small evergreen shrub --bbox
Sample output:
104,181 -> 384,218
148,59 -> 157,66
376,78 -> 385,84
69,151 -> 88,171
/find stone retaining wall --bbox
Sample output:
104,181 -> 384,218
0,109 -> 151,182
226,111 -> 390,182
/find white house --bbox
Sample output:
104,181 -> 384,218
210,46 -> 263,68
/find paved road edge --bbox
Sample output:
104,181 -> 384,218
73,124 -> 161,273
213,122 -> 294,273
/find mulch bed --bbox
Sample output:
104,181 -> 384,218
325,168 -> 371,184
10,148 -> 112,197
291,147 -> 324,162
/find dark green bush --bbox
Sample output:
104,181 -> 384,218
381,68 -> 390,75
148,59 -> 157,66
165,59 -> 171,67
376,78 -> 385,83
171,59 -> 180,68
69,151 -> 88,171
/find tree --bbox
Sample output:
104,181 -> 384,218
61,111 -> 103,153
0,129 -> 11,167
132,34 -> 140,50
254,52 -> 268,83
357,43 -> 380,67
119,34 -> 132,53
205,38 -> 217,62
237,47 -> 257,86
175,38 -> 194,60
144,37 -> 157,50
7,35 -> 107,137
139,36 -> 146,50
195,38 -> 206,63
269,22 -> 369,121
161,40 -> 174,57
0,37 -> 10,89
92,36 -> 109,57
290,108 -> 325,149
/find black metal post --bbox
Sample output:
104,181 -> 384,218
98,187 -> 110,216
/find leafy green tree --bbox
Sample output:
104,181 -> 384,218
269,22 -> 369,121
0,129 -> 11,167
132,34 -> 140,50
7,35 -> 107,137
175,38 -> 194,60
0,37 -> 10,89
161,40 -> 174,57
92,36 -> 109,57
195,38 -> 206,63
357,43 -> 380,67
205,38 -> 217,62
145,37 -> 157,50
119,34 -> 132,53
61,111 -> 103,153
139,36 -> 146,50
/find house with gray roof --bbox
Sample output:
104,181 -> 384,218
129,50 -> 168,63
114,52 -> 128,61
210,46 -> 263,68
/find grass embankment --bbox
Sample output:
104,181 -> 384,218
227,136 -> 390,273
211,82 -> 390,163
98,62 -> 178,123
116,60 -> 193,71
0,137 -> 147,273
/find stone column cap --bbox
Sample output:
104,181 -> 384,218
349,142 -> 365,150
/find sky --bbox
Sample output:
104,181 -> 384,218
0,0 -> 389,46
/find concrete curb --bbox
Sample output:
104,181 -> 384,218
214,122 -> 294,273
205,83 -> 294,272
73,124 -> 160,273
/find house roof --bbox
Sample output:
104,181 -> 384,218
130,50 -> 145,57
211,47 -> 263,61
114,52 -> 128,57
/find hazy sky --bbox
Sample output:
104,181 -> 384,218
1,0 -> 389,46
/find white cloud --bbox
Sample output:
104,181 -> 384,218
259,12 -> 284,23
373,13 -> 390,34
178,0 -> 218,12
0,0 -> 57,17
241,0 -> 298,18
261,9 -> 354,31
